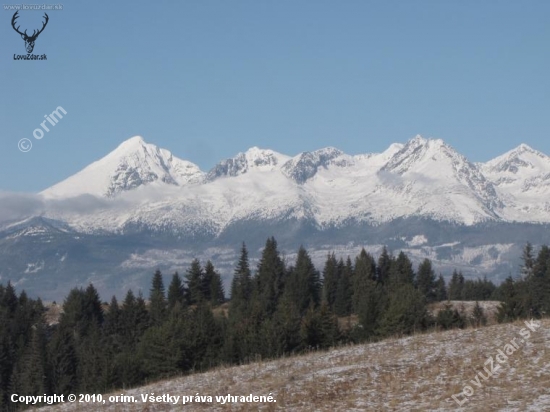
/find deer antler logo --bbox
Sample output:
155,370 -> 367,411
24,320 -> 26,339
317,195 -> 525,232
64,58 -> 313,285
11,11 -> 49,53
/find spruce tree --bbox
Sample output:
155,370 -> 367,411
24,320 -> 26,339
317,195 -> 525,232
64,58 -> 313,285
318,302 -> 339,348
205,261 -> 225,306
186,259 -> 205,305
416,259 -> 437,303
103,296 -> 121,337
167,272 -> 186,312
448,270 -> 465,300
333,257 -> 352,316
435,274 -> 447,301
84,283 -> 104,325
321,253 -> 339,308
521,242 -> 535,278
77,323 -> 104,393
379,283 -> 429,337
496,277 -> 522,322
471,301 -> 487,327
149,270 -> 167,326
16,321 -> 48,399
138,321 -> 185,379
1,282 -> 18,314
377,246 -> 392,284
253,237 -> 286,318
48,326 -> 78,394
225,244 -> 255,363
271,295 -> 301,356
185,302 -> 224,370
230,243 -> 252,314
300,303 -> 322,349
285,246 -> 320,314
120,290 -> 149,347
435,303 -> 466,330
352,249 -> 376,315
388,251 -> 415,286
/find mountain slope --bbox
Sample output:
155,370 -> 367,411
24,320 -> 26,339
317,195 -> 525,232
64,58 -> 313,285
41,136 -> 204,199
480,144 -> 550,222
42,319 -> 550,411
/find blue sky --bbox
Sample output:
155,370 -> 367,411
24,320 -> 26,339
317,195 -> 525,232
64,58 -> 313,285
1,0 -> 549,192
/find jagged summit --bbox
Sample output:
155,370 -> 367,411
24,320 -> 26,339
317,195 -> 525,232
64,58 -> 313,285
41,136 -> 204,198
282,147 -> 349,184
206,147 -> 290,181
482,143 -> 548,175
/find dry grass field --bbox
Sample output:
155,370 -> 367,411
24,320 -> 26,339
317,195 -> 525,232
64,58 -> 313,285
39,317 -> 550,412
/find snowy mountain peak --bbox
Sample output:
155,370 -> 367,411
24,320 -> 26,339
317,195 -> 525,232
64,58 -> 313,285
516,143 -> 536,153
206,147 -> 289,181
243,147 -> 289,169
379,136 -> 501,221
118,135 -> 146,148
386,142 -> 405,153
382,136 -> 458,175
41,136 -> 204,199
410,134 -> 428,145
281,147 -> 349,184
483,144 -> 549,176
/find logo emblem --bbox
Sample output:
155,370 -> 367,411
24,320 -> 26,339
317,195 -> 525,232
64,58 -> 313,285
11,11 -> 49,53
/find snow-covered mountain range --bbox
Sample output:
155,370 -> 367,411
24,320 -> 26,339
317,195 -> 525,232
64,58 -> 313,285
2,135 -> 550,300
39,134 -> 550,230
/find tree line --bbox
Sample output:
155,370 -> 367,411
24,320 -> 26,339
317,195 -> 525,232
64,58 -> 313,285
1,237 -> 530,411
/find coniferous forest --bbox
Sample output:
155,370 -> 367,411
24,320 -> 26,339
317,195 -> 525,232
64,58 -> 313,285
0,238 -> 546,411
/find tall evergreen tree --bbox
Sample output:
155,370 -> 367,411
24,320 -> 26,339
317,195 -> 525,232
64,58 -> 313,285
388,251 -> 415,286
496,276 -> 523,322
377,246 -> 392,284
285,246 -> 320,314
230,243 -> 252,313
104,296 -> 121,337
379,283 -> 429,337
448,270 -> 465,300
435,274 -> 447,301
120,290 -> 149,347
470,301 -> 487,327
186,259 -> 205,305
204,260 -> 225,306
48,326 -> 78,395
149,270 -> 167,326
15,321 -> 48,399
525,245 -> 550,316
253,237 -> 286,318
416,259 -> 437,303
352,249 -> 376,315
167,272 -> 186,312
521,242 -> 535,278
333,257 -> 352,316
300,303 -> 338,350
2,282 -> 18,314
321,253 -> 339,308
138,320 -> 185,379
270,295 -> 302,356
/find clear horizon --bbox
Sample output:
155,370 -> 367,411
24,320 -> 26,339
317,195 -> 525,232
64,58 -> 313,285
2,0 -> 549,192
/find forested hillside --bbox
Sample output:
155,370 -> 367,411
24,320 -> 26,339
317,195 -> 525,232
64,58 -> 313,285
1,238 -> 547,411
